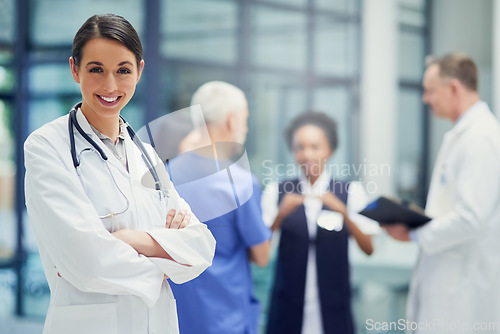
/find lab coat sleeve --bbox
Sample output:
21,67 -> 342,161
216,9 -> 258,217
147,220 -> 216,284
24,133 -> 164,307
146,154 -> 216,284
416,134 -> 500,255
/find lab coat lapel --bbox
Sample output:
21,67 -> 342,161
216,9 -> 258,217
123,131 -> 143,186
426,101 -> 486,215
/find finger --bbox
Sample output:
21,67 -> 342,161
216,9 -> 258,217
165,209 -> 176,228
179,213 -> 191,229
170,210 -> 187,229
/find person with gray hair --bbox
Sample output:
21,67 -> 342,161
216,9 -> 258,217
169,81 -> 271,334
384,53 -> 500,333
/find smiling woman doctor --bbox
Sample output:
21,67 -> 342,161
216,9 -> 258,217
24,14 -> 216,334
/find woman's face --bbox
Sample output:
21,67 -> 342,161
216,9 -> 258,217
70,38 -> 144,121
292,124 -> 333,180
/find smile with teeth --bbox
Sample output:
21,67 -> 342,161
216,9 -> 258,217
99,95 -> 119,102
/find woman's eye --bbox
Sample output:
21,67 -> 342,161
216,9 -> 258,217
89,67 -> 103,73
118,68 -> 131,74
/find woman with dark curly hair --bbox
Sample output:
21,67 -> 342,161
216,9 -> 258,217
263,111 -> 376,334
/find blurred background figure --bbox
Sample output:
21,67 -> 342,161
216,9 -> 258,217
384,53 -> 500,333
169,81 -> 271,334
262,112 -> 377,334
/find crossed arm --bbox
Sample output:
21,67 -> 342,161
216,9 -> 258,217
112,209 -> 191,260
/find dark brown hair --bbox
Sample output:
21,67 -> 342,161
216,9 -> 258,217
72,14 -> 143,68
285,111 -> 338,151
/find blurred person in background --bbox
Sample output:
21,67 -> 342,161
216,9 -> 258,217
262,111 -> 377,334
384,53 -> 500,333
169,81 -> 272,334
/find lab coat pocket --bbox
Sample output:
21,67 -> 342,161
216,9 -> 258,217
48,303 -> 118,334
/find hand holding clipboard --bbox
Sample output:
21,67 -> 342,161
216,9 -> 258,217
359,196 -> 431,229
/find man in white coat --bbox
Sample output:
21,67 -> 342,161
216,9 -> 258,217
384,53 -> 500,333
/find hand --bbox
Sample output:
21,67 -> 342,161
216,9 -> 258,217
381,224 -> 411,242
271,193 -> 304,231
321,192 -> 347,217
278,193 -> 304,218
166,209 -> 191,229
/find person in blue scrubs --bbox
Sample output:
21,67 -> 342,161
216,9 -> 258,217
169,81 -> 272,334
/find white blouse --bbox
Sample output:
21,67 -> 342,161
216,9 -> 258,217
262,171 -> 378,333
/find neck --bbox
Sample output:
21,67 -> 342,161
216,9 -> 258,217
307,172 -> 323,185
452,93 -> 480,122
81,108 -> 120,143
206,125 -> 234,160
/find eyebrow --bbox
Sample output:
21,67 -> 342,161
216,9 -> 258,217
85,61 -> 134,67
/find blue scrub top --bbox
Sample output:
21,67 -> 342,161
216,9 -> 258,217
169,152 -> 271,334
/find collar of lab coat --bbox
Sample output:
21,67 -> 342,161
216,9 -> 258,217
447,100 -> 489,138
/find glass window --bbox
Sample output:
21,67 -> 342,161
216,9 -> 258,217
29,64 -> 79,94
311,86 -> 351,169
398,31 -> 425,82
0,66 -> 15,93
398,7 -> 427,27
315,0 -> 359,14
28,99 -> 71,134
121,102 -> 145,130
258,0 -> 307,8
0,100 -> 15,264
161,63 -> 235,114
396,0 -> 428,205
251,6 -> 307,72
247,73 -> 307,183
161,0 -> 237,64
399,0 -> 426,11
397,89 -> 425,204
0,51 -> 13,64
0,0 -> 15,43
23,254 -> 50,317
30,0 -> 144,47
314,16 -> 359,77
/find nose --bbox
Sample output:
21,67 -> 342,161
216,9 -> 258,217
103,73 -> 117,92
302,147 -> 314,161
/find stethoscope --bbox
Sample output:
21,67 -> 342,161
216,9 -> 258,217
68,102 -> 168,218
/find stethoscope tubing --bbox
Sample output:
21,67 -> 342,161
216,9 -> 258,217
68,102 -> 162,191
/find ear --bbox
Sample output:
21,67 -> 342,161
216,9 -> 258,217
69,57 -> 80,84
136,59 -> 145,83
226,112 -> 237,132
449,78 -> 461,96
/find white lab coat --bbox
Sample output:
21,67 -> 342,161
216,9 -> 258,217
24,109 -> 216,334
408,101 -> 500,333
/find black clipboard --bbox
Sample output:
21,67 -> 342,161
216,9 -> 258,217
359,196 -> 431,228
